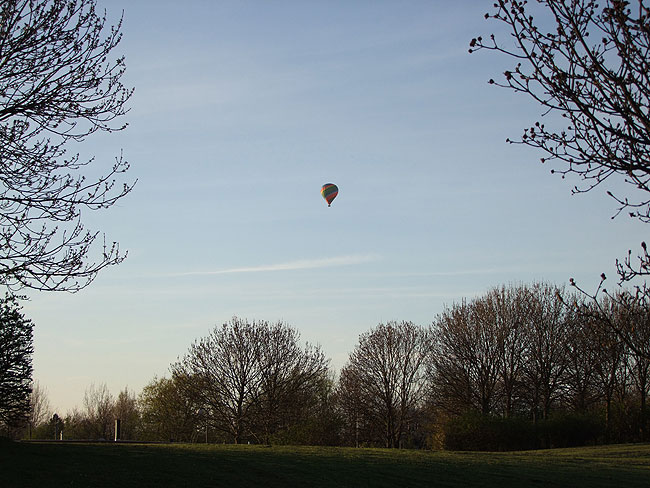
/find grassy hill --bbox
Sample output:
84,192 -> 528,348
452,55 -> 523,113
2,441 -> 649,487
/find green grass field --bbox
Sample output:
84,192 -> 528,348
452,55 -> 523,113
1,441 -> 649,487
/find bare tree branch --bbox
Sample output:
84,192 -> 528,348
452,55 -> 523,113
0,0 -> 134,292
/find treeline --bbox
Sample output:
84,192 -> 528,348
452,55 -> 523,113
429,283 -> 649,449
26,283 -> 650,450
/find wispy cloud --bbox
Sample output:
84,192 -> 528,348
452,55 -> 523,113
169,254 -> 381,277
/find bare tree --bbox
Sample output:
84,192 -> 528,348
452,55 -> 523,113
588,295 -> 627,442
471,0 -> 650,223
571,276 -> 650,361
428,302 -> 474,416
471,0 -> 650,295
254,321 -> 329,444
0,0 -> 134,292
603,291 -> 650,440
430,298 -> 503,416
113,387 -> 139,440
83,382 -> 114,440
28,380 -> 51,438
487,285 -> 530,417
625,305 -> 650,441
173,317 -> 331,444
172,317 -> 265,444
563,303 -> 601,412
521,283 -> 571,422
336,367 -> 366,447
339,321 -> 429,448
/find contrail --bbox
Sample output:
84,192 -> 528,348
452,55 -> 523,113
170,254 -> 381,276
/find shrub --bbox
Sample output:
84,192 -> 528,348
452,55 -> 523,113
538,412 -> 604,448
442,412 -> 537,451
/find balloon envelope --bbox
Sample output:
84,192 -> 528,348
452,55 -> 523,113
321,183 -> 338,206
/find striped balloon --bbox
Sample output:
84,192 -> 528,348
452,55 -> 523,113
321,183 -> 338,207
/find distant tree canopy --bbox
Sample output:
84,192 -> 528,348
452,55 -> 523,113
138,376 -> 200,443
171,317 -> 330,445
429,283 -> 650,448
430,284 -> 590,420
0,295 -> 33,430
20,289 -> 650,448
0,0 -> 134,292
338,321 -> 430,448
28,381 -> 51,439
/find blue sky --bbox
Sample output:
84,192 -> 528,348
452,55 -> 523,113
22,1 -> 647,413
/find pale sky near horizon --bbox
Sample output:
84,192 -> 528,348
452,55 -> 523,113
21,1 -> 648,414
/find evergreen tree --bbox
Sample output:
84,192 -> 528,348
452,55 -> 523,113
0,295 -> 34,432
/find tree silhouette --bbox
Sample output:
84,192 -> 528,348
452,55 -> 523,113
339,321 -> 429,448
0,0 -> 134,292
471,0 -> 650,224
0,295 -> 33,431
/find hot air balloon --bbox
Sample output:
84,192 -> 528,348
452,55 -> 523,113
321,183 -> 338,207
